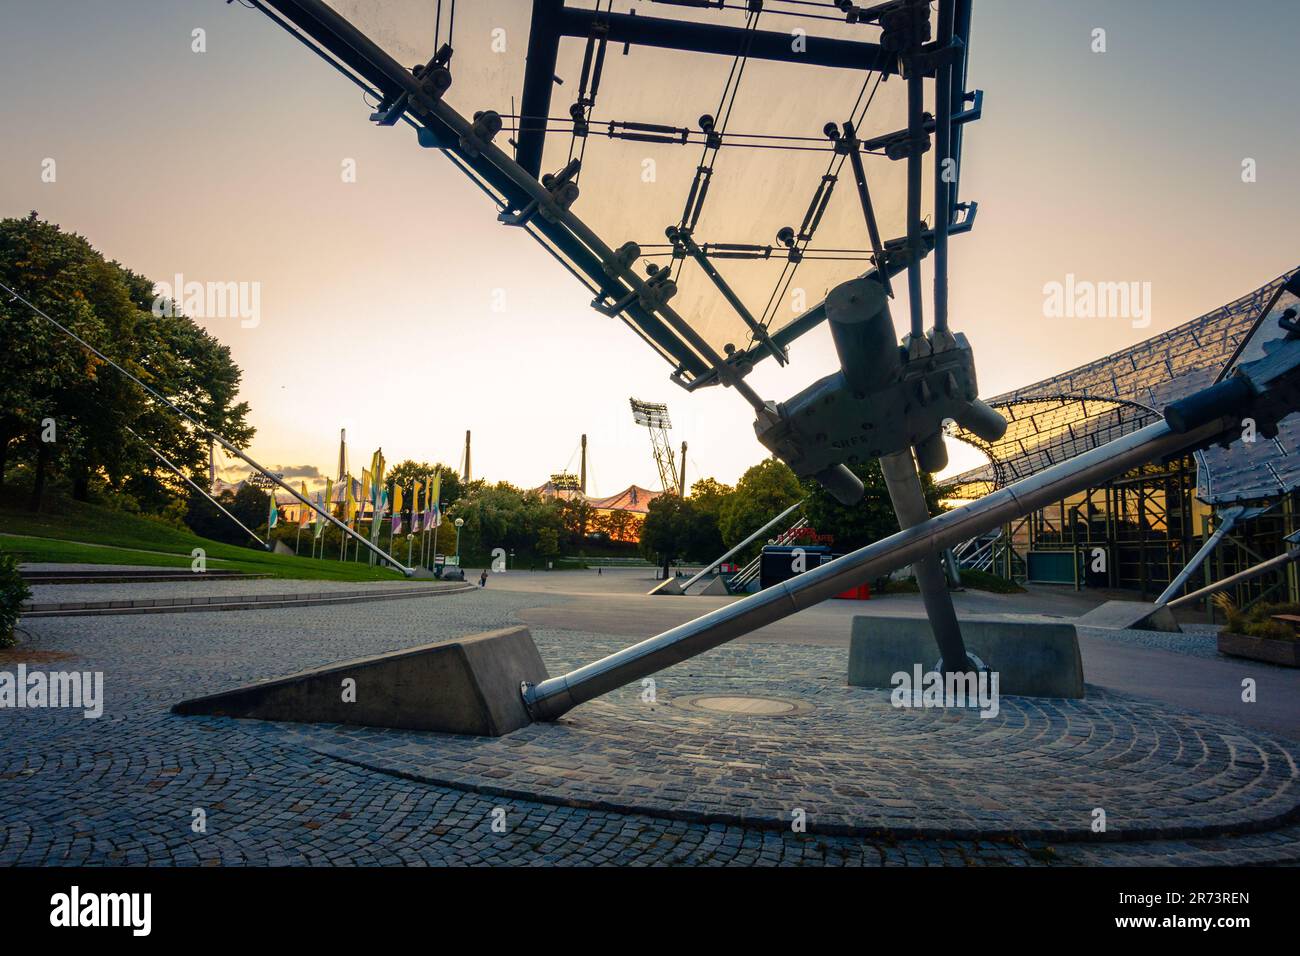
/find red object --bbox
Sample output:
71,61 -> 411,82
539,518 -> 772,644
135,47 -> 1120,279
835,582 -> 871,600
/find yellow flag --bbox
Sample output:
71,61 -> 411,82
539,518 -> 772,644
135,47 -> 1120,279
360,467 -> 372,506
413,479 -> 423,510
299,482 -> 311,527
392,483 -> 403,513
345,474 -> 357,522
430,471 -> 442,509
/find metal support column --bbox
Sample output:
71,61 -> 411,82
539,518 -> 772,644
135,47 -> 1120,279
932,0 -> 955,334
880,450 -> 970,669
517,0 -> 564,178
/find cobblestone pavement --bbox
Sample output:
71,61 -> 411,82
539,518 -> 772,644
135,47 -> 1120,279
3,587 -> 1298,865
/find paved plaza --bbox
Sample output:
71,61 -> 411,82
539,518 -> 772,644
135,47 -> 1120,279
3,569 -> 1299,866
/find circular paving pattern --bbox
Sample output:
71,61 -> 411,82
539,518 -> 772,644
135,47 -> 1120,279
250,640 -> 1300,841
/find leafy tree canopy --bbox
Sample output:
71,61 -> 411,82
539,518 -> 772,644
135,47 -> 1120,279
0,213 -> 253,513
718,458 -> 803,550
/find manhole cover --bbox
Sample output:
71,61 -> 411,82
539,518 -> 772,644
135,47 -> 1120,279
675,694 -> 810,716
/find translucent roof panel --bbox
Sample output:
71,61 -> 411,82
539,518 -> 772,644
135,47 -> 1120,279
1195,281 -> 1300,504
321,0 -> 932,364
947,271 -> 1300,505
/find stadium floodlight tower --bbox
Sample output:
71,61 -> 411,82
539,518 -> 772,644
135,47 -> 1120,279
630,398 -> 683,496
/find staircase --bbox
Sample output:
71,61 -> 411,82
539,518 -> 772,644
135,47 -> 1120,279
727,517 -> 811,592
953,528 -> 1025,580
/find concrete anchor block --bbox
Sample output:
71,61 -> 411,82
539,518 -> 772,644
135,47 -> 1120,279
649,576 -> 683,595
849,614 -> 1085,699
700,575 -> 731,596
172,626 -> 547,736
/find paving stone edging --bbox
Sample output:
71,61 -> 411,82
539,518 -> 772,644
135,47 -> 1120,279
22,571 -> 271,585
21,583 -> 476,617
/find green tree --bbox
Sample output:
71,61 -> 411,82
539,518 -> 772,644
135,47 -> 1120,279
449,481 -> 563,560
640,493 -> 688,576
690,476 -> 733,519
0,214 -> 117,506
0,214 -> 254,512
640,494 -> 717,574
801,459 -> 946,552
686,476 -> 731,558
718,458 -> 803,556
537,527 -> 560,560
557,495 -> 592,546
228,484 -> 271,535
183,487 -> 266,548
386,461 -> 462,514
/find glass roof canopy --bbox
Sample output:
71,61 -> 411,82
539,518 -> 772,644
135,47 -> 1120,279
254,0 -> 977,394
947,271 -> 1300,506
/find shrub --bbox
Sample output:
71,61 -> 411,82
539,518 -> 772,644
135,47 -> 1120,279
0,551 -> 32,648
1215,594 -> 1300,641
959,569 -> 1026,594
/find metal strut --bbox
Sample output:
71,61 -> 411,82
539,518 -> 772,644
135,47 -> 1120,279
879,450 -> 969,670
523,414 -> 1233,722
523,324 -> 1300,720
128,427 -> 268,551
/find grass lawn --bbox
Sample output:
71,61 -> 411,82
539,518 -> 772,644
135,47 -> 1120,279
0,488 -> 411,582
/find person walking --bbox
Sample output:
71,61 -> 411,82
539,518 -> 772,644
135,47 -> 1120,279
479,569 -> 488,588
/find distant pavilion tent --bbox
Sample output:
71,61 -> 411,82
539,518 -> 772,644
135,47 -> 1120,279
535,482 -> 665,542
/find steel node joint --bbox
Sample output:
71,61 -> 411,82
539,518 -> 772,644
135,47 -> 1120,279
753,276 -> 1004,497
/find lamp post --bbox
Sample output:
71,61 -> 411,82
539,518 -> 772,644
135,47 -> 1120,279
454,517 -> 464,565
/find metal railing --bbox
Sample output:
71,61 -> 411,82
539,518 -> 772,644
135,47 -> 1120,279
727,517 -> 811,591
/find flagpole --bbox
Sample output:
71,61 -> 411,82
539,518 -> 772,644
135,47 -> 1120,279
388,500 -> 396,559
418,483 -> 425,568
432,506 -> 440,572
419,486 -> 429,568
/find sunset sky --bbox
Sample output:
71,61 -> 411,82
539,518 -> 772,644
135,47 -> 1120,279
1,0 -> 1296,494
